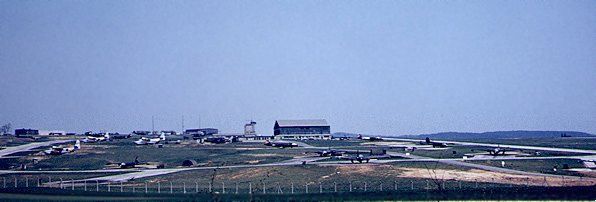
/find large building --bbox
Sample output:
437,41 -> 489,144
273,119 -> 331,140
15,129 -> 39,138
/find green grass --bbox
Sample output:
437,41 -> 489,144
470,158 -> 588,177
15,140 -> 302,170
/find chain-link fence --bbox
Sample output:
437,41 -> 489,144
1,175 -> 594,195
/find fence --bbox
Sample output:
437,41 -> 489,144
1,175 -> 594,195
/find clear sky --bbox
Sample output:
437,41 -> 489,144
1,1 -> 595,135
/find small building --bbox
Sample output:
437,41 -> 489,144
273,119 -> 331,140
182,159 -> 199,167
15,129 -> 39,138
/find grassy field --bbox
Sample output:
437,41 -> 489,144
10,139 -> 304,170
470,158 -> 588,177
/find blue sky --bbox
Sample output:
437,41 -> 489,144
1,1 -> 595,135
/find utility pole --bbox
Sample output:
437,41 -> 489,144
181,115 -> 185,134
152,116 -> 155,135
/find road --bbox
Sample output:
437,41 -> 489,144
0,140 -> 72,158
386,138 -> 596,154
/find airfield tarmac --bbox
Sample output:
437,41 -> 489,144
1,136 -> 595,190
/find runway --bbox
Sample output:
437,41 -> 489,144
0,140 -> 72,158
385,138 -> 596,154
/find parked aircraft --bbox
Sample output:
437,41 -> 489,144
314,149 -> 347,157
264,140 -> 299,148
357,134 -> 384,141
134,134 -> 165,145
340,150 -> 394,163
203,137 -> 229,144
420,137 -> 449,148
44,140 -> 81,155
110,133 -> 132,139
119,157 -> 140,169
108,157 -> 165,169
483,146 -> 515,156
82,133 -> 110,143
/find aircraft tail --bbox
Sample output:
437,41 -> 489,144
425,137 -> 431,144
75,140 -> 81,149
160,134 -> 166,141
357,134 -> 363,139
134,156 -> 139,164
105,133 -> 110,140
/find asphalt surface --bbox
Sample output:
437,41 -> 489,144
0,140 -> 72,158
386,138 -> 596,154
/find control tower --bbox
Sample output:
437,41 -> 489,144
244,121 -> 257,135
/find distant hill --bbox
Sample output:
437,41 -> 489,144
401,131 -> 595,140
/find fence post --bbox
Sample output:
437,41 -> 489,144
195,181 -> 198,193
561,176 -> 565,186
145,181 -> 148,193
60,178 -> 63,189
4,177 -> 6,188
249,182 -> 252,194
291,182 -> 294,194
394,181 -> 397,191
349,181 -> 352,192
334,182 -> 337,192
72,179 -> 75,190
133,185 -> 135,193
319,182 -> 322,193
84,180 -> 87,191
38,178 -> 40,187
170,181 -> 173,194
222,182 -> 225,194
426,180 -> 429,190
410,181 -> 413,190
305,183 -> 308,194
475,179 -> 478,188
235,182 -> 238,194
158,182 -> 161,193
364,182 -> 367,192
120,181 -> 123,192
262,182 -> 266,194
96,180 -> 99,192
458,180 -> 461,189
14,177 -> 17,188
25,177 -> 28,188
183,182 -> 186,194
442,180 -> 445,190
107,181 -> 110,192
380,182 -> 383,192
48,177 -> 51,188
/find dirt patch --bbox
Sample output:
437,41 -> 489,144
396,167 -> 596,187
335,165 -> 403,177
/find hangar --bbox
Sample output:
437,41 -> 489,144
273,119 -> 331,140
